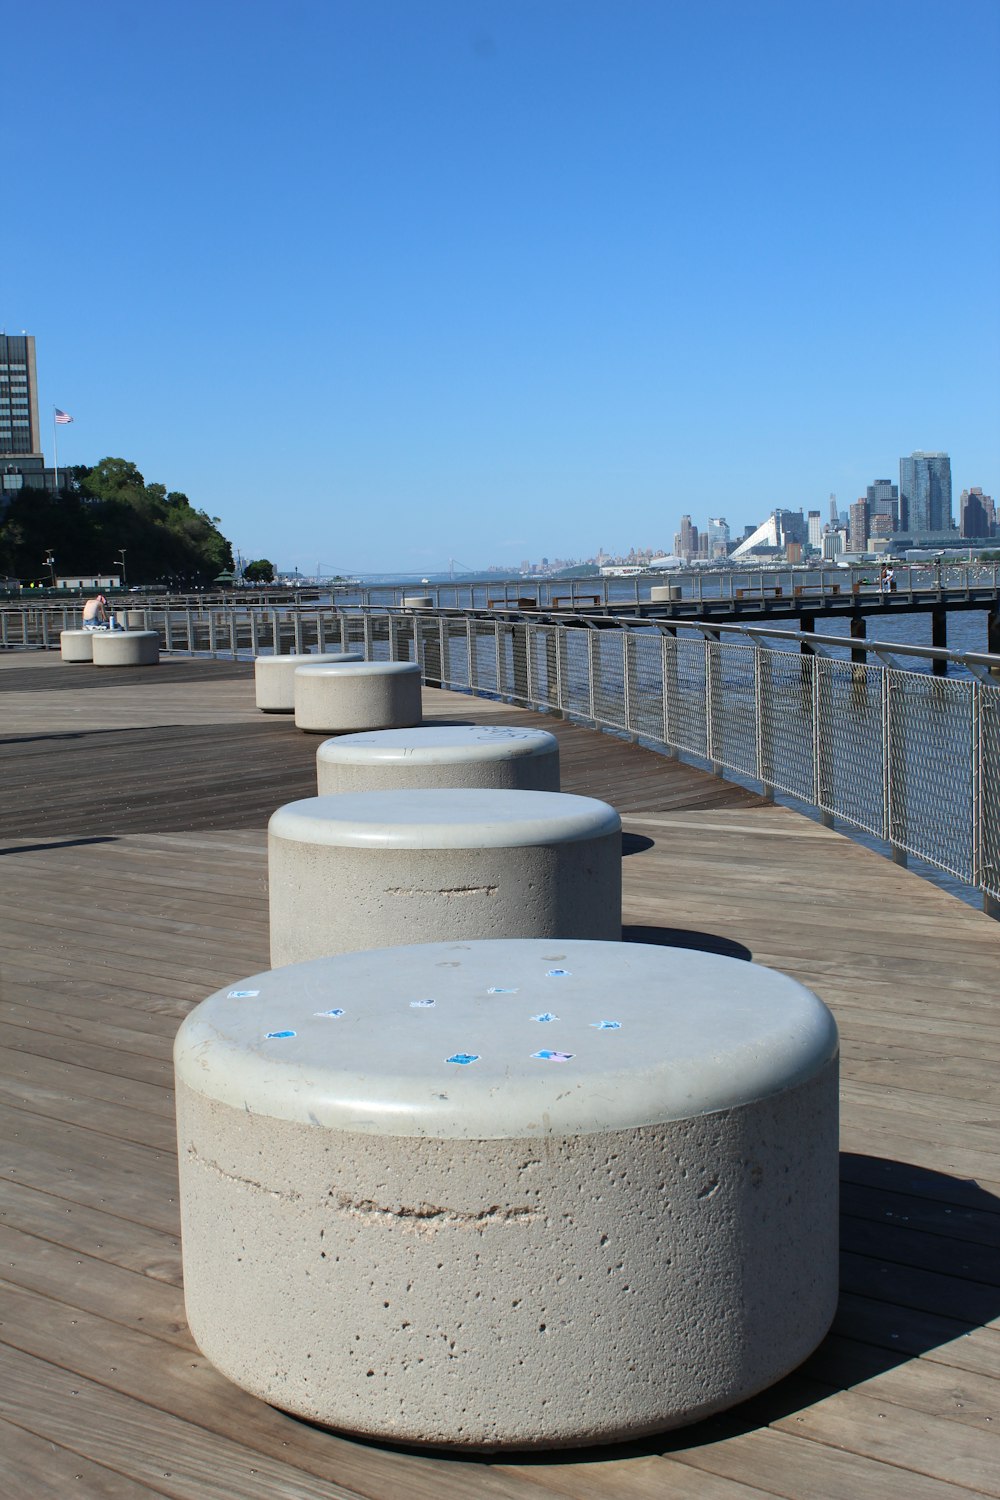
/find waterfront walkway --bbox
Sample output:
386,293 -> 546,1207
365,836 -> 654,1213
1,652 -> 997,1498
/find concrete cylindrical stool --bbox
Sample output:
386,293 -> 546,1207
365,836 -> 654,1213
650,584 -> 682,602
267,787 -> 621,964
91,630 -> 159,666
316,725 -> 560,796
255,652 -> 364,713
403,594 -> 433,607
294,660 -> 422,735
60,629 -> 94,662
174,938 -> 839,1450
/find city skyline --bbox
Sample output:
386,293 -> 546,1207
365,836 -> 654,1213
3,0 -> 998,573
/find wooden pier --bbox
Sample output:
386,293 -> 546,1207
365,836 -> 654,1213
1,652 -> 997,1498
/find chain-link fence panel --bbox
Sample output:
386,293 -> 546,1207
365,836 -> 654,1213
758,648 -> 816,803
591,629 -> 627,731
887,670 -> 976,883
978,682 -> 1000,904
558,628 -> 597,722
813,658 -> 884,837
526,624 -> 560,711
664,635 -> 708,759
707,639 -> 759,779
625,631 -> 666,742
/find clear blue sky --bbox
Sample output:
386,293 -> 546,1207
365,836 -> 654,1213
6,0 -> 999,574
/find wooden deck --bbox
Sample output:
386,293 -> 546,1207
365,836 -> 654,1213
1,651 -> 997,1499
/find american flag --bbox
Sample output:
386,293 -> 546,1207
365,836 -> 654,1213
54,409 -> 73,424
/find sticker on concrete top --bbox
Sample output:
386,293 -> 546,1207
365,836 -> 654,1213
591,1020 -> 622,1030
446,1053 -> 480,1066
410,998 -> 436,1008
228,989 -> 260,999
314,1008 -> 345,1018
530,1012 -> 559,1024
531,1049 -> 574,1062
487,986 -> 518,995
545,969 -> 571,978
265,1030 -> 297,1040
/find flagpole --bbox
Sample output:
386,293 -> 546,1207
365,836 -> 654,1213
52,408 -> 60,493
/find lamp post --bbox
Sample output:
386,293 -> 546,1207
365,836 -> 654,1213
115,549 -> 127,588
44,551 -> 56,588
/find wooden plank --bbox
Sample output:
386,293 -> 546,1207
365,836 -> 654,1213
0,1416 -> 169,1499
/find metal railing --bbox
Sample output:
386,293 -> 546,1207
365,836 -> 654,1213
5,600 -> 999,912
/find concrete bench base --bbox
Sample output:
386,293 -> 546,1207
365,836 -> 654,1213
254,652 -> 364,713
91,630 -> 159,667
316,725 -> 560,794
174,939 -> 839,1450
60,630 -> 95,662
294,660 -> 423,734
267,787 -> 621,964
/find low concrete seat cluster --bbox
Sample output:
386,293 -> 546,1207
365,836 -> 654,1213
174,653 -> 840,1450
60,629 -> 159,666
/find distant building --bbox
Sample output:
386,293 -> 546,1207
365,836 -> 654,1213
0,333 -> 42,464
706,516 -> 730,558
807,510 -> 822,548
866,479 -> 899,530
960,487 -> 994,539
730,509 -> 805,559
674,515 -> 699,560
848,499 -> 869,552
869,513 -> 893,541
828,493 -> 838,524
899,452 -> 952,533
822,529 -> 846,560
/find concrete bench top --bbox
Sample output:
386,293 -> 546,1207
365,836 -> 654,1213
174,939 -> 838,1139
294,660 -> 421,678
268,788 -> 620,849
316,725 -> 558,765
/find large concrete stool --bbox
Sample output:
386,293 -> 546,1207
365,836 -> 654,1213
254,652 -> 364,713
316,725 -> 560,795
650,583 -> 682,602
174,938 -> 839,1450
60,629 -> 94,662
91,630 -> 159,666
268,787 -> 621,964
294,660 -> 423,734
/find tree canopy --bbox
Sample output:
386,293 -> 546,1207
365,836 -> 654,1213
0,458 -> 234,587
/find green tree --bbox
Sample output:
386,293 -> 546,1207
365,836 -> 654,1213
243,559 -> 276,583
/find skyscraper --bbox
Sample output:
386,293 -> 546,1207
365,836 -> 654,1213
807,511 -> 822,548
0,334 -> 42,463
848,499 -> 869,552
899,452 -> 952,534
706,516 -> 730,557
866,479 -> 899,529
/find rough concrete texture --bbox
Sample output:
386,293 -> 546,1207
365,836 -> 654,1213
294,661 -> 423,734
176,1062 -> 839,1449
267,791 -> 622,964
59,630 -> 94,662
316,725 -> 561,795
91,630 -> 159,666
254,652 -> 364,712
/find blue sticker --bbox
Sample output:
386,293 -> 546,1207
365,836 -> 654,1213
265,1030 -> 296,1040
487,986 -> 518,995
591,1020 -> 622,1030
410,998 -> 436,1008
531,1049 -> 574,1062
531,1012 -> 559,1024
314,1008 -> 345,1018
446,1053 -> 480,1066
545,969 -> 571,978
228,989 -> 260,998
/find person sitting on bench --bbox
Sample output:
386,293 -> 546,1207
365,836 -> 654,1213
81,593 -> 121,630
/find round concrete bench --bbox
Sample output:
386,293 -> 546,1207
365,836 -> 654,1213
294,660 -> 423,734
316,725 -> 561,795
174,937 -> 839,1450
91,630 -> 159,667
60,629 -> 95,662
402,594 -> 433,607
650,584 -> 682,602
254,652 -> 364,713
267,787 -> 621,965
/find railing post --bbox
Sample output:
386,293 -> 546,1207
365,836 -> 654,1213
755,643 -> 774,802
704,631 -> 721,776
661,627 -> 677,757
623,632 -> 633,735
293,611 -> 304,654
249,610 -> 259,656
884,668 -> 907,864
587,629 -> 598,723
